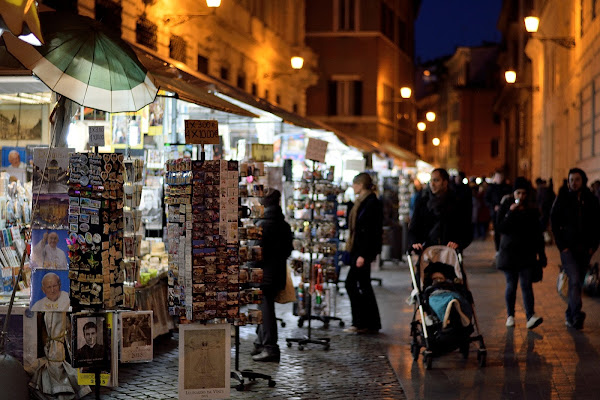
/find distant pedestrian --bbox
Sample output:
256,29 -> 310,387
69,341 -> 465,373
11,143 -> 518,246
343,172 -> 383,334
496,177 -> 546,329
409,168 -> 471,251
485,171 -> 512,253
550,168 -> 600,330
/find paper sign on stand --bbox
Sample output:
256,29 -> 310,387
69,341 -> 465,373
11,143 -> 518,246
305,138 -> 328,163
88,126 -> 105,147
251,144 -> 274,162
185,120 -> 220,144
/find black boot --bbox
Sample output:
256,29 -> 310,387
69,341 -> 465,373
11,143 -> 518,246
252,349 -> 280,362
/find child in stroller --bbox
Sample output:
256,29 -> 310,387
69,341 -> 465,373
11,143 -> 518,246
408,245 -> 486,369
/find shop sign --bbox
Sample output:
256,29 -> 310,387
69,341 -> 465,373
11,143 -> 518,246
305,137 -> 328,163
88,126 -> 105,147
251,144 -> 274,162
185,120 -> 219,144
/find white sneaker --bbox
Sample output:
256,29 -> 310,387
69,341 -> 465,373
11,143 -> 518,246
506,316 -> 515,327
526,315 -> 543,329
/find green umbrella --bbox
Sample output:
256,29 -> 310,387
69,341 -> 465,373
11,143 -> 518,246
3,11 -> 157,112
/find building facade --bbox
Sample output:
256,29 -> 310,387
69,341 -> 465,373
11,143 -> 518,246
417,46 -> 503,177
304,0 -> 420,158
68,0 -> 318,116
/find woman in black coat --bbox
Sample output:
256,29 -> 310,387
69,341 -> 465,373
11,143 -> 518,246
344,173 -> 383,334
496,177 -> 546,329
252,189 -> 293,362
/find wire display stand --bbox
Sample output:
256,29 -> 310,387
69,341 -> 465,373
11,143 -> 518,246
230,325 -> 275,391
286,161 -> 343,350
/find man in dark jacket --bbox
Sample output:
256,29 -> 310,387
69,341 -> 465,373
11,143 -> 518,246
551,168 -> 600,330
409,168 -> 471,251
252,189 -> 293,361
485,171 -> 512,252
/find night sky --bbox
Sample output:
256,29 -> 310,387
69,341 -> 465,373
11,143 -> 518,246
415,0 -> 503,63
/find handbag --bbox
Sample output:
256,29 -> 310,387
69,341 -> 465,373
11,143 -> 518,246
557,267 -> 569,300
583,263 -> 600,296
275,266 -> 296,304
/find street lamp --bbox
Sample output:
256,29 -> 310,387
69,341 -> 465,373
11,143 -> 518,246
432,137 -> 440,146
400,87 -> 412,99
163,0 -> 221,26
425,111 -> 436,122
264,56 -> 305,79
523,14 -> 575,49
417,122 -> 426,132
505,70 -> 517,84
290,56 -> 304,70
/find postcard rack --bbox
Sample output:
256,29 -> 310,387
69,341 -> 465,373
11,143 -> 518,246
286,163 -> 343,350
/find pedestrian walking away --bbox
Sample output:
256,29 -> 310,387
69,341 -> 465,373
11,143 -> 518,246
252,189 -> 294,361
496,177 -> 546,329
550,168 -> 600,330
343,172 -> 383,334
485,170 -> 512,255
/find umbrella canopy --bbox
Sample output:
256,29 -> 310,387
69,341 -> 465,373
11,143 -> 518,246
0,0 -> 43,44
3,11 -> 157,112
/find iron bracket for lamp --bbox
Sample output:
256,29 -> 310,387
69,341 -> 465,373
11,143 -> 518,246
163,12 -> 215,26
509,84 -> 540,91
264,71 -> 298,79
535,36 -> 576,49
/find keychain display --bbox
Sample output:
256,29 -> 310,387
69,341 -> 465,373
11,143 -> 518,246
67,152 -> 126,309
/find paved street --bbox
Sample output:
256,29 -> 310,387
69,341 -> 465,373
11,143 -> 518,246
86,236 -> 600,399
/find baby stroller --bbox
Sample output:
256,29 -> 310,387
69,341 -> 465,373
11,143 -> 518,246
407,245 -> 486,369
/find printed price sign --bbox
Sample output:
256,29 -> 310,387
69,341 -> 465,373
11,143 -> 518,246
88,126 -> 105,147
305,137 -> 328,163
185,120 -> 219,144
251,144 -> 274,162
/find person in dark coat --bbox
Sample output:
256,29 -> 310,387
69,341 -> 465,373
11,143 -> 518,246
550,168 -> 600,330
485,171 -> 512,252
252,189 -> 293,361
409,168 -> 471,251
496,177 -> 546,329
343,172 -> 383,334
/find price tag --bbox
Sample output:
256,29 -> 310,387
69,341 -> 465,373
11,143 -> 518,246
251,144 -> 274,162
88,126 -> 105,147
305,137 -> 328,163
184,120 -> 219,144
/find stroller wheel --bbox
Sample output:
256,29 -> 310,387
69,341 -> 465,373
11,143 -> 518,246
411,342 -> 420,361
477,349 -> 487,367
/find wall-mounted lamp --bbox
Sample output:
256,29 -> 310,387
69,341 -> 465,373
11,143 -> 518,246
264,56 -> 304,79
432,137 -> 440,146
163,0 -> 221,26
524,15 -> 575,49
505,70 -> 517,84
417,122 -> 426,132
400,87 -> 412,99
425,111 -> 436,122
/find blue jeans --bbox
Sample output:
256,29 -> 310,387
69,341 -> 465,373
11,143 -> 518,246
560,250 -> 591,323
503,268 -> 535,320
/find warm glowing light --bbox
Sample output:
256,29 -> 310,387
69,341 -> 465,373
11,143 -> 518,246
524,16 -> 540,33
291,56 -> 304,70
462,178 -> 469,185
432,137 -> 440,146
505,70 -> 517,84
417,122 -> 426,131
476,177 -> 482,185
426,111 -> 436,122
206,0 -> 221,7
423,70 -> 431,77
400,87 -> 412,99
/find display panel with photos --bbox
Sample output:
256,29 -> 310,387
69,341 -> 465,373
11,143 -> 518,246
32,147 -> 73,194
30,269 -> 70,312
76,312 -> 119,387
119,311 -> 153,363
178,323 -> 230,399
30,229 -> 69,270
71,312 -> 110,369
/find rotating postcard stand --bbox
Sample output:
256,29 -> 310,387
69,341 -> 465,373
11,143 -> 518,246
286,147 -> 331,351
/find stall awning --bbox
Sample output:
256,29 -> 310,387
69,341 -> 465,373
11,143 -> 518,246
380,142 -> 419,165
131,44 -> 258,119
320,125 -> 380,154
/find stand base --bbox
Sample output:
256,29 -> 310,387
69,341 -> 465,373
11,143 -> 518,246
286,335 -> 330,351
297,315 -> 345,329
231,369 -> 276,391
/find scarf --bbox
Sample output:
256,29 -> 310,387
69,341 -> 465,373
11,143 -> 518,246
346,190 -> 373,253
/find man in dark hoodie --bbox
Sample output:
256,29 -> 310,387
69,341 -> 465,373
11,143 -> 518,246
551,168 -> 600,330
252,189 -> 293,361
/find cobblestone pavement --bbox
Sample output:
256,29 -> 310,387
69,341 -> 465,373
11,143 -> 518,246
91,282 -> 405,399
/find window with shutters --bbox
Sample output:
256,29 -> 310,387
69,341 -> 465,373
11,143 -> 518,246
169,35 -> 187,63
136,17 -> 157,50
95,0 -> 122,37
237,74 -> 246,90
220,67 -> 229,81
327,79 -> 362,116
251,83 -> 257,96
334,0 -> 356,31
197,55 -> 208,74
